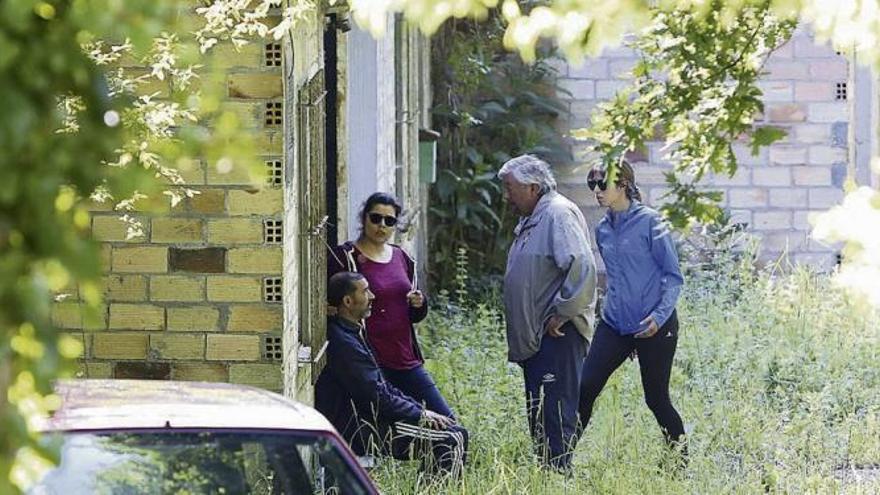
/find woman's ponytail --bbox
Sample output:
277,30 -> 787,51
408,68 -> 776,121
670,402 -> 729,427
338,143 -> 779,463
626,183 -> 642,202
619,159 -> 641,201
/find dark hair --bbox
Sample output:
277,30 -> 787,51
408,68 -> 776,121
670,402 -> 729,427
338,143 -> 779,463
588,159 -> 642,202
359,192 -> 402,227
327,272 -> 365,306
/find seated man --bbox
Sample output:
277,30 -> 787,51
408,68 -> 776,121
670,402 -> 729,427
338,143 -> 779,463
315,272 -> 468,476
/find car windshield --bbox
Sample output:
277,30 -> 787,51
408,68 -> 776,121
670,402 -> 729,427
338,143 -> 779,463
28,430 -> 371,495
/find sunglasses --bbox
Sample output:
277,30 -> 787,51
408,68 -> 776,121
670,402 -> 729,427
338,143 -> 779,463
367,213 -> 398,227
587,179 -> 608,191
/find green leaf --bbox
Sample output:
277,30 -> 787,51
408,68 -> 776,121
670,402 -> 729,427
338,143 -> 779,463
466,147 -> 483,165
750,126 -> 787,155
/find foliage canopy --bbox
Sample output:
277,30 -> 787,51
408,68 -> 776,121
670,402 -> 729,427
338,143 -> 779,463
0,0 -> 284,490
581,1 -> 796,229
0,2 -> 173,491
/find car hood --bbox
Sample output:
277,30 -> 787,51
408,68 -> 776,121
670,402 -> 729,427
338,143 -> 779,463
40,379 -> 335,433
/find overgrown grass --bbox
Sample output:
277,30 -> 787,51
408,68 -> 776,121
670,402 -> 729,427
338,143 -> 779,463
372,265 -> 880,494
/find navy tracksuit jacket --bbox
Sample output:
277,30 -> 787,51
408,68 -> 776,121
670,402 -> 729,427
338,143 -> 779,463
315,316 -> 423,455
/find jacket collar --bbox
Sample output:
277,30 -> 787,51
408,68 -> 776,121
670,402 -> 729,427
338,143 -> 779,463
514,190 -> 557,236
329,315 -> 362,333
605,199 -> 642,227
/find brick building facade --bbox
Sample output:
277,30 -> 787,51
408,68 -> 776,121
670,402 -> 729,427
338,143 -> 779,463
54,34 -> 287,391
54,4 -> 432,404
552,29 -> 879,269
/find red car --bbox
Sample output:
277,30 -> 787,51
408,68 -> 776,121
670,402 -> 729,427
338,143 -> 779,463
30,379 -> 378,494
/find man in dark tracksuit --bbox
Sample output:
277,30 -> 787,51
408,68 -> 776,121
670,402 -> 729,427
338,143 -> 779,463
315,272 -> 468,476
499,155 -> 597,472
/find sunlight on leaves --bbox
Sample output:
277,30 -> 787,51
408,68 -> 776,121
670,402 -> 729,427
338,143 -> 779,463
812,186 -> 880,308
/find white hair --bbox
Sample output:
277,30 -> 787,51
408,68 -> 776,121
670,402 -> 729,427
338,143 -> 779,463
497,154 -> 557,194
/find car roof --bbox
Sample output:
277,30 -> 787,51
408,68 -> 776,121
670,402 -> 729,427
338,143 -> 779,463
42,379 -> 335,433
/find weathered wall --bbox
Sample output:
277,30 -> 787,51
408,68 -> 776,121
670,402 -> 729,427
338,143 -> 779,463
555,30 -> 853,268
282,5 -> 328,402
341,20 -> 431,261
59,37 -> 286,391
344,19 -> 402,242
56,6 -> 433,404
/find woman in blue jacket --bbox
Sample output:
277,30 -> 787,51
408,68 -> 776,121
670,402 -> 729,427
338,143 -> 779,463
577,160 -> 686,452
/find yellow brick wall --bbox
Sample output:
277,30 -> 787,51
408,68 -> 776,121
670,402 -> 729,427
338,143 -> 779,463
64,35 -> 287,393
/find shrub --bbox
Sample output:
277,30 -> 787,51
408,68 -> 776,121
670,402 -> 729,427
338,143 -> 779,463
428,14 -> 570,292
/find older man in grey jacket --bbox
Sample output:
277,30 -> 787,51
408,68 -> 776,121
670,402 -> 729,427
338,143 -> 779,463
499,154 -> 597,471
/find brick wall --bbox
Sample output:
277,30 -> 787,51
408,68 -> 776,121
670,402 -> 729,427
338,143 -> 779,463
282,5 -> 329,403
57,34 -> 286,393
555,30 -> 848,269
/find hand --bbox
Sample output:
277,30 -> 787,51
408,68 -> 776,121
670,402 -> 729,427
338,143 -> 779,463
634,315 -> 658,339
544,315 -> 567,337
326,305 -> 338,317
421,410 -> 455,429
407,290 -> 425,308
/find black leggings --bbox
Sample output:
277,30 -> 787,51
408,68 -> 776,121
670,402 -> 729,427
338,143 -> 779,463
577,311 -> 684,444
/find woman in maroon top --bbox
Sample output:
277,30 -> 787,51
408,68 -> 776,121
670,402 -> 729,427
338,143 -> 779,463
328,192 -> 455,418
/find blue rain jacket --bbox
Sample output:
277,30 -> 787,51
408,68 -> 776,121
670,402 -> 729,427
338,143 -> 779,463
597,201 -> 683,335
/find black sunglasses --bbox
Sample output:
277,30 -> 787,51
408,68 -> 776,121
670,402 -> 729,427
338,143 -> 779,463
368,213 -> 398,227
587,179 -> 608,191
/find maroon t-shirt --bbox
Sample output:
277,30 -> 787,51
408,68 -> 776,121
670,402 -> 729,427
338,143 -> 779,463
355,247 -> 422,370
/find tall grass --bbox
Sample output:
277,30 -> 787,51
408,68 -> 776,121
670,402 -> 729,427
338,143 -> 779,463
372,263 -> 880,494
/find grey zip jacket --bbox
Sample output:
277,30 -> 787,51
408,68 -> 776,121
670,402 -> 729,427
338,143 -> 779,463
503,190 -> 598,362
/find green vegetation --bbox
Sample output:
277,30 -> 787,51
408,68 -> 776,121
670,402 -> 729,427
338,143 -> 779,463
425,2 -> 797,290
1,2 -> 269,490
0,2 -> 173,491
428,14 -> 570,290
373,259 -> 880,493
584,1 -> 795,229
